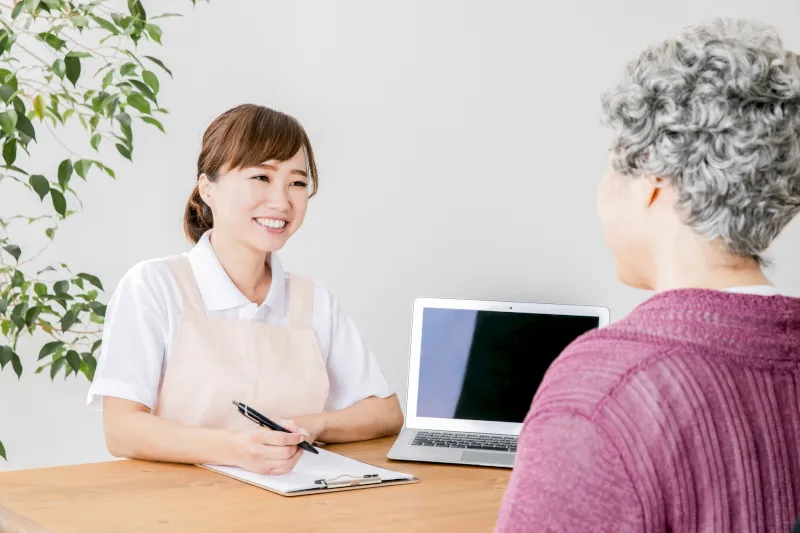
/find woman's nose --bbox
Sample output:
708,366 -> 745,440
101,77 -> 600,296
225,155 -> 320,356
266,187 -> 290,211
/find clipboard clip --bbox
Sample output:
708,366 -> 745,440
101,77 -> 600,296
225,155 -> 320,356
314,474 -> 382,489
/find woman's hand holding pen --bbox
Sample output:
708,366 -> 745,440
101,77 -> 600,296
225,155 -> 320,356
230,419 -> 310,475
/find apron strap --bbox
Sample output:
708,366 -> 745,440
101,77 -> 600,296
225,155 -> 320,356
288,274 -> 315,329
166,255 -> 206,315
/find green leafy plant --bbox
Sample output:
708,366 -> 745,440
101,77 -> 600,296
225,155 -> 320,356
0,0 -> 205,461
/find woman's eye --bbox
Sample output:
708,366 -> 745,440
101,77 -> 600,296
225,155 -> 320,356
252,174 -> 270,182
292,181 -> 309,188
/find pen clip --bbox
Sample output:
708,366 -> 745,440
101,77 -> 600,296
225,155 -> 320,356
314,474 -> 382,489
242,407 -> 265,427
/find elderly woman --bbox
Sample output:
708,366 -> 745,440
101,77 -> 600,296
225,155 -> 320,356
495,18 -> 800,533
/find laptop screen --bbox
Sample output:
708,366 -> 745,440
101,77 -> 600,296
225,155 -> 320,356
416,307 -> 599,424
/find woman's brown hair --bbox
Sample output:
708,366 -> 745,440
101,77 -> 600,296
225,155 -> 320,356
183,104 -> 319,244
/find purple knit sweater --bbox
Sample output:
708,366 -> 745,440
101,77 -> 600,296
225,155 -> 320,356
495,289 -> 800,533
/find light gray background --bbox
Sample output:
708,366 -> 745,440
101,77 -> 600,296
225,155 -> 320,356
1,0 -> 798,471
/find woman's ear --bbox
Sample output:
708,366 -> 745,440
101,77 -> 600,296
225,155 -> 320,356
198,173 -> 214,208
633,175 -> 666,210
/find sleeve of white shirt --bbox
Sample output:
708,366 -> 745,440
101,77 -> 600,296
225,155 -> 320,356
86,260 -> 176,411
313,282 -> 393,412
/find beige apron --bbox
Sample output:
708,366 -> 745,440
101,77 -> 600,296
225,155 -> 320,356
153,255 -> 329,431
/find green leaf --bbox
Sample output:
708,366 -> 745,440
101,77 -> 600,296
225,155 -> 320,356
50,188 -> 66,216
141,116 -> 165,133
77,273 -> 104,290
91,339 -> 102,354
34,282 -> 47,296
116,143 -> 132,160
66,51 -> 91,59
11,353 -> 22,379
0,346 -> 12,368
38,32 -> 66,51
88,301 -> 106,317
58,159 -> 73,189
25,306 -> 41,327
3,139 -> 16,166
0,85 -> 14,103
144,56 -> 172,78
16,114 -> 35,141
3,244 -> 21,261
145,23 -> 162,44
0,32 -> 12,57
74,159 -> 91,179
115,111 -> 132,128
11,270 -> 24,288
29,174 -> 49,200
12,1 -> 24,18
0,110 -> 18,135
11,98 -> 25,118
129,80 -> 156,102
102,70 -> 113,89
111,13 -> 127,28
0,440 -> 5,461
91,15 -> 119,34
107,96 -> 119,118
54,280 -> 69,295
91,133 -> 101,151
65,56 -> 81,86
120,123 -> 132,143
0,297 -> 7,315
82,352 -> 96,369
66,350 -> 81,372
120,62 -> 137,77
71,15 -> 90,28
45,227 -> 55,240
60,309 -> 77,332
126,94 -> 150,114
1,320 -> 10,336
94,161 -> 115,179
142,70 -> 159,94
33,94 -> 46,120
52,59 -> 66,79
50,356 -> 65,379
128,0 -> 147,20
152,12 -> 182,19
39,340 -> 64,360
10,313 -> 24,330
0,70 -> 18,90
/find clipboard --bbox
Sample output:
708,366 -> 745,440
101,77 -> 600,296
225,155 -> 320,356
201,448 -> 418,497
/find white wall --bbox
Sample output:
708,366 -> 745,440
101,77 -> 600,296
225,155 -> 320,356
2,0 -> 799,471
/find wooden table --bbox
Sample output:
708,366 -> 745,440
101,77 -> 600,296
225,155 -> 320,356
0,437 -> 511,532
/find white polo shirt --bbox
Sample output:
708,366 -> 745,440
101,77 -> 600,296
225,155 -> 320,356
87,231 -> 392,412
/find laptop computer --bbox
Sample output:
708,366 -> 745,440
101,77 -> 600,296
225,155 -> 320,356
387,297 -> 609,468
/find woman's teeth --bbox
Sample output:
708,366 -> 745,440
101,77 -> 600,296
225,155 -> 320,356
256,218 -> 286,229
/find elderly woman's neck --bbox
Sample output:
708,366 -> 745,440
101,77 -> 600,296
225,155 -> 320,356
650,236 -> 773,292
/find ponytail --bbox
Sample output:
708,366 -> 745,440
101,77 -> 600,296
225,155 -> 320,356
183,184 -> 213,244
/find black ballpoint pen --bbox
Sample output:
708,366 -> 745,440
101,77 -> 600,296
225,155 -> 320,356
232,400 -> 318,454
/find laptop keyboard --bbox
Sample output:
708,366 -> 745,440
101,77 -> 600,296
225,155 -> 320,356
411,431 -> 517,452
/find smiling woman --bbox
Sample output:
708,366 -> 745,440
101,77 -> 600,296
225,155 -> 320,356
183,104 -> 318,247
86,104 -> 403,476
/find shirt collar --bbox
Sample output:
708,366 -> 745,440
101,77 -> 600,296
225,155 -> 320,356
188,230 -> 287,312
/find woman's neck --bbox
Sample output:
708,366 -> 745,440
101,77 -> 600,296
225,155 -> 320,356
650,234 -> 772,292
208,232 -> 272,304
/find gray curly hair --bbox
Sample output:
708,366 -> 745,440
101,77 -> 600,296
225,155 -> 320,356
602,18 -> 800,259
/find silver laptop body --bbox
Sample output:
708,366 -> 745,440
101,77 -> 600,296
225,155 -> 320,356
387,297 -> 609,468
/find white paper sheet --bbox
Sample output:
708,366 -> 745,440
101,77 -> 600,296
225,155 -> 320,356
203,448 -> 414,493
